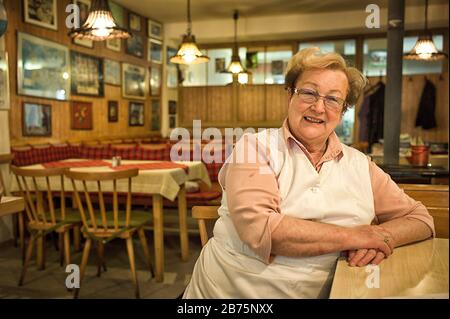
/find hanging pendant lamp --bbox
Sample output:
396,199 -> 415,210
170,0 -> 209,64
224,10 -> 247,75
404,0 -> 447,61
68,0 -> 130,41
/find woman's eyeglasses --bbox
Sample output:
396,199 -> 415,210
288,87 -> 346,112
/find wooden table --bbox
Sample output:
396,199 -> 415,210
329,238 -> 449,298
9,159 -> 212,282
0,196 -> 25,217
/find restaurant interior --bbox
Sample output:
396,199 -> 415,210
0,0 -> 448,299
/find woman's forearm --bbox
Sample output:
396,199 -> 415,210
379,218 -> 433,248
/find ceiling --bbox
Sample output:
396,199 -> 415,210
113,0 -> 448,23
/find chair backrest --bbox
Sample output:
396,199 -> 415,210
192,206 -> 220,247
400,184 -> 449,238
0,154 -> 14,198
64,169 -> 139,234
11,165 -> 66,225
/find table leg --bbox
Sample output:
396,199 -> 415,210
177,185 -> 189,262
152,194 -> 164,282
36,233 -> 44,270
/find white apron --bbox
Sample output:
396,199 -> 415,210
184,128 -> 375,298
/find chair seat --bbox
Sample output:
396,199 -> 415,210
84,210 -> 152,228
55,209 -> 82,223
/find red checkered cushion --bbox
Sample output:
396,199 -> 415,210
11,147 -> 36,166
136,144 -> 170,161
109,144 -> 138,160
79,144 -> 111,159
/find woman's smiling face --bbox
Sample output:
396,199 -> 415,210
287,68 -> 348,147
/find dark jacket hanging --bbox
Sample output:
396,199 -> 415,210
415,79 -> 437,130
367,82 -> 385,151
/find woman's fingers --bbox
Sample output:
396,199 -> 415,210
370,251 -> 386,265
347,250 -> 356,261
349,249 -> 367,266
356,249 -> 377,266
376,241 -> 392,257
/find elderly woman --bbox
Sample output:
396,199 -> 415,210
183,47 -> 435,298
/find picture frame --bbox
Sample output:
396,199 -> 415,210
104,59 -> 121,86
169,114 -> 176,129
128,101 -> 144,126
109,1 -> 125,27
22,102 -> 52,136
168,100 -> 177,115
271,60 -> 284,75
150,65 -> 161,96
108,100 -> 118,122
23,0 -> 58,30
17,32 -> 70,101
166,46 -> 177,65
0,52 -> 10,110
128,12 -> 141,32
71,101 -> 93,130
106,38 -> 121,52
167,65 -> 178,89
151,99 -> 161,131
126,34 -> 144,58
72,0 -> 93,48
148,38 -> 163,64
122,63 -> 147,100
148,19 -> 163,40
215,58 -> 226,73
70,51 -> 104,96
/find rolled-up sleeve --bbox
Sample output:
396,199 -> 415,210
369,159 -> 435,237
220,134 -> 284,263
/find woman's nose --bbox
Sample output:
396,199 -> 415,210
310,98 -> 326,113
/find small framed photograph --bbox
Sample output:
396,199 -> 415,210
126,34 -> 144,58
122,63 -> 148,100
108,100 -> 118,122
271,60 -> 284,75
215,58 -> 226,73
71,101 -> 93,130
151,99 -> 161,131
0,52 -> 10,110
148,38 -> 163,64
109,1 -> 125,27
22,102 -> 52,136
104,59 -> 121,86
72,0 -> 93,48
150,65 -> 161,96
106,38 -> 121,52
169,114 -> 176,129
168,100 -> 177,115
148,19 -> 163,40
71,51 -> 104,96
128,12 -> 141,32
129,101 -> 144,126
17,32 -> 70,101
166,46 -> 177,65
23,0 -> 58,30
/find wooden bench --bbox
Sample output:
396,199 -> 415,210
399,184 -> 449,238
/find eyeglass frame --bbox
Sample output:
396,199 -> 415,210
286,87 -> 347,112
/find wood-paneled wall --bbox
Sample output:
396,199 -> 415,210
180,74 -> 448,144
4,0 -> 160,146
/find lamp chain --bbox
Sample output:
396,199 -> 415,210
233,10 -> 239,53
424,0 -> 428,31
187,0 -> 192,34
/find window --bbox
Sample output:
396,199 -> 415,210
299,39 -> 356,66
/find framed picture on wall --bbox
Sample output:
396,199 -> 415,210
151,99 -> 160,131
72,0 -> 93,48
108,100 -> 118,122
126,34 -> 144,58
166,46 -> 177,65
150,65 -> 161,96
122,63 -> 147,100
0,52 -> 10,110
128,102 -> 144,126
168,100 -> 177,115
22,102 -> 52,136
70,51 -> 104,96
129,12 -> 141,32
148,38 -> 163,63
109,1 -> 124,27
104,59 -> 121,86
148,19 -> 163,40
17,32 -> 70,100
169,114 -> 176,129
71,101 -> 93,130
215,58 -> 225,73
106,39 -> 121,52
23,0 -> 58,30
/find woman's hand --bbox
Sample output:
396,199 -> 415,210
347,249 -> 386,266
346,224 -> 396,258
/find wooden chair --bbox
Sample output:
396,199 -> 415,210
192,206 -> 220,247
399,184 -> 449,238
64,168 -> 154,299
11,166 -> 82,286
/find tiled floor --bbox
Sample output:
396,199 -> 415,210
0,231 -> 202,299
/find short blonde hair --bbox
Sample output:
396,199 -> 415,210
285,47 -> 367,112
